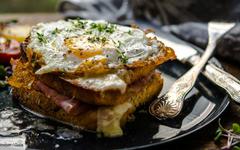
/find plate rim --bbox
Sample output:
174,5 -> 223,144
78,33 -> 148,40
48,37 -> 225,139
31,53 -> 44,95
124,95 -> 229,150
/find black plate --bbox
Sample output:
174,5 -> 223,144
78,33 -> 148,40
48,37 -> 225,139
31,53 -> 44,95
0,34 -> 229,150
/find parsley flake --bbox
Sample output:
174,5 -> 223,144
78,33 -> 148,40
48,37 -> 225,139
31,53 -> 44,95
72,18 -> 87,29
36,32 -> 47,44
87,36 -> 98,43
127,30 -> 133,35
90,22 -> 116,33
87,36 -> 107,44
101,37 -> 107,43
106,24 -> 115,33
52,28 -> 61,35
114,40 -> 128,64
116,49 -> 128,64
84,30 -> 93,35
117,40 -> 122,48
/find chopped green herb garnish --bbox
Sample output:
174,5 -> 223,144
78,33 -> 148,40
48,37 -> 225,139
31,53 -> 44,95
115,40 -> 129,63
127,30 -> 133,35
87,36 -> 98,43
116,48 -> 128,64
91,23 -> 106,32
52,28 -> 61,35
36,32 -> 47,44
66,28 -> 74,32
101,37 -> 107,43
87,36 -> 107,44
90,23 -> 97,29
90,22 -> 116,33
106,24 -> 115,33
72,18 -> 87,29
117,40 -> 122,48
84,30 -> 93,35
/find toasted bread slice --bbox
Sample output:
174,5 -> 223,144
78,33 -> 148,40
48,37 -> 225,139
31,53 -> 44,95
12,72 -> 163,137
9,60 -> 161,106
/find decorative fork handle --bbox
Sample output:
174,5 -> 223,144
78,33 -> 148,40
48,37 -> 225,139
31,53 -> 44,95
151,66 -> 202,118
149,22 -> 236,120
149,38 -> 217,119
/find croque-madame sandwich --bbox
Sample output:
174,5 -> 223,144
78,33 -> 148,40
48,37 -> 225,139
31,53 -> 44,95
8,19 -> 176,137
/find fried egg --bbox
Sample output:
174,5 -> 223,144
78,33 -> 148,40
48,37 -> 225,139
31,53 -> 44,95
27,19 -> 163,75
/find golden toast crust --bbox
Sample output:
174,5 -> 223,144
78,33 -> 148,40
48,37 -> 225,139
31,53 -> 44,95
12,72 -> 163,131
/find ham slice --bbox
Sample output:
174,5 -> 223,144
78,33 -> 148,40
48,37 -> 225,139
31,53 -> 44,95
35,81 -> 91,115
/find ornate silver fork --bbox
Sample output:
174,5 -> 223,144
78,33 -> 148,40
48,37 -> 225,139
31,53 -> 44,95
149,22 -> 236,120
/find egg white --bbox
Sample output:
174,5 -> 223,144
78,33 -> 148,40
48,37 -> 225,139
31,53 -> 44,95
28,20 -> 162,92
28,20 -> 160,75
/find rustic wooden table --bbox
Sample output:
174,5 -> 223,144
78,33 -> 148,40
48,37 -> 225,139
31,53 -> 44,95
0,13 -> 239,150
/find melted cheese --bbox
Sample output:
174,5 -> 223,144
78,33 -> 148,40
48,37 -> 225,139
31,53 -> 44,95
62,73 -> 127,93
97,102 -> 133,137
28,20 -> 161,75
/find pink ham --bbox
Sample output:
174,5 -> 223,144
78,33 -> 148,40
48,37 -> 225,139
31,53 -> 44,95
35,81 -> 91,115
